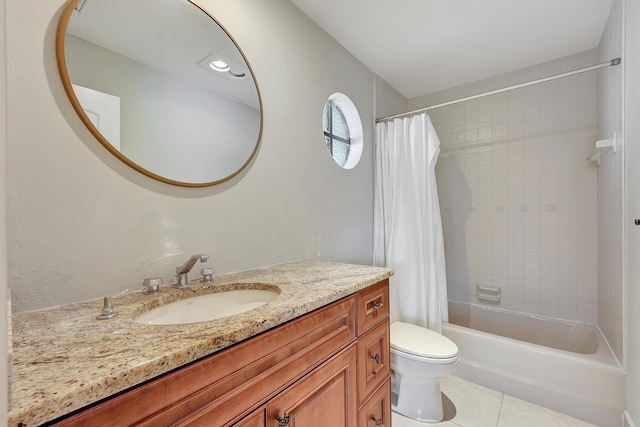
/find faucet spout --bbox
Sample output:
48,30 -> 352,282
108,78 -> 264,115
176,254 -> 209,275
175,254 -> 209,289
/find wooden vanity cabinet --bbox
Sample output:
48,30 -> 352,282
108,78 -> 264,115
50,279 -> 390,427
231,406 -> 266,427
355,279 -> 391,427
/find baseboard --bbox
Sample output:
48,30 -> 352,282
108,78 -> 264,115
624,410 -> 637,427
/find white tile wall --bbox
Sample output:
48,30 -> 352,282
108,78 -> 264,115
596,0 -> 624,362
427,51 -> 599,322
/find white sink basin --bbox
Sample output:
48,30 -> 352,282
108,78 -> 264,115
135,288 -> 279,325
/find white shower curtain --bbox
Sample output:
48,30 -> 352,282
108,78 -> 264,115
373,113 -> 448,332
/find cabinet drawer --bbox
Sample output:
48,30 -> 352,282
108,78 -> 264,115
357,320 -> 390,402
358,377 -> 391,427
357,280 -> 389,335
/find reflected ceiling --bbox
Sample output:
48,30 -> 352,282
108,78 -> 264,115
68,0 -> 258,108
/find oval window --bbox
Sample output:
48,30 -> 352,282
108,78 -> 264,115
322,93 -> 363,169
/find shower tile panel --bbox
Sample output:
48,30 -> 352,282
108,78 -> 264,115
431,50 -> 599,323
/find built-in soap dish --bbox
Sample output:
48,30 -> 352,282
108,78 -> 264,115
477,285 -> 501,302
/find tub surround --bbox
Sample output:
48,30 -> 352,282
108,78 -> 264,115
444,300 -> 625,426
9,260 -> 393,426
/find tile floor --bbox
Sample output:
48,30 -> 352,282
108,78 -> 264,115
392,376 -> 597,427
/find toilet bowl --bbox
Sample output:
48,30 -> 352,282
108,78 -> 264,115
390,321 -> 459,423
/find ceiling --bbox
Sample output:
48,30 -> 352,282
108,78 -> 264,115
289,0 -> 614,99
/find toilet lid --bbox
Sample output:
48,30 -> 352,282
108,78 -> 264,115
391,321 -> 458,359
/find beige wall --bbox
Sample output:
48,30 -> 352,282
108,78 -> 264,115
1,0 -> 8,419
374,74 -> 409,121
5,0 -> 406,312
624,0 -> 640,421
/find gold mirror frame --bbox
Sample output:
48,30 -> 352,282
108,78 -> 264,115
55,0 -> 263,188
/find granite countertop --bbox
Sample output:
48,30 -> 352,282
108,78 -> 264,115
8,260 -> 393,427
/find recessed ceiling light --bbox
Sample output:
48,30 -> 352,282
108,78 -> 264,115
209,60 -> 230,73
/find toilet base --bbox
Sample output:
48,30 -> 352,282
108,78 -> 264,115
391,373 -> 444,423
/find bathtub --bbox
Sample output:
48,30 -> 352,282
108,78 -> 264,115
442,301 -> 625,427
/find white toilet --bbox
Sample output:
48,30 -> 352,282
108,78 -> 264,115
390,321 -> 459,422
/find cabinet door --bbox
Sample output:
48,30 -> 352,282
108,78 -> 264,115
267,344 -> 357,427
358,378 -> 391,427
233,406 -> 266,427
357,320 -> 390,402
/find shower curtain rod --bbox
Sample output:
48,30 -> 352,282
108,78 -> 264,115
375,57 -> 621,123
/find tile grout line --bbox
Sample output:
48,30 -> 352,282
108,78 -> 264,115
495,392 -> 505,427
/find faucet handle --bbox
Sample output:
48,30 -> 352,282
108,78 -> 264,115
96,289 -> 129,320
143,277 -> 163,295
200,268 -> 214,283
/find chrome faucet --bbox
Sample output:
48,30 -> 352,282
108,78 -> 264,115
175,254 -> 209,289
96,289 -> 129,320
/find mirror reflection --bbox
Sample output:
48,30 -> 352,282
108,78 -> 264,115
57,0 -> 263,186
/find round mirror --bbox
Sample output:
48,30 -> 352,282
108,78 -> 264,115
56,0 -> 263,187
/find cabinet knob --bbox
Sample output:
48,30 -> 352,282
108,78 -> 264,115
372,353 -> 381,365
372,301 -> 382,310
276,415 -> 291,427
371,416 -> 384,425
